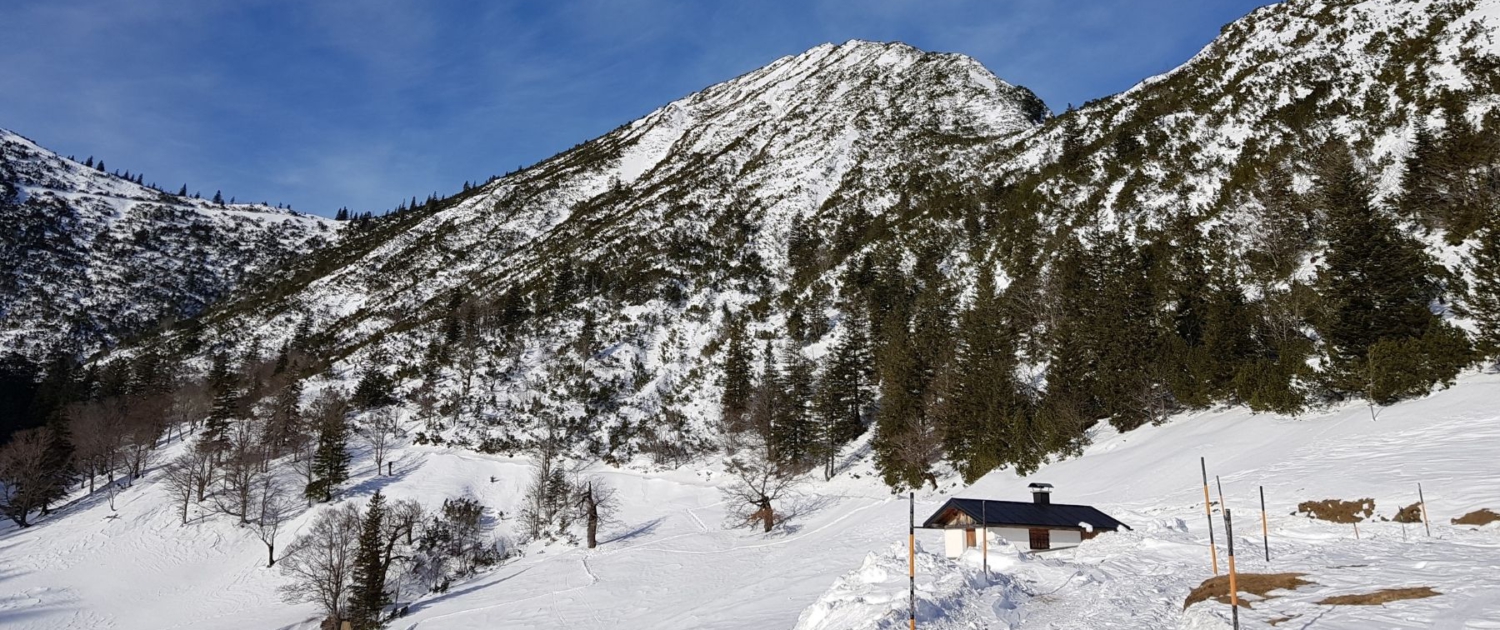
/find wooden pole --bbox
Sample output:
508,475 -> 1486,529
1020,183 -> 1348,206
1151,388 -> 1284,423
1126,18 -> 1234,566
981,500 -> 988,578
1353,520 -> 1360,540
909,491 -> 915,630
1216,475 -> 1227,511
1224,508 -> 1240,630
1418,483 -> 1431,537
1259,486 -> 1269,562
1202,457 -> 1219,575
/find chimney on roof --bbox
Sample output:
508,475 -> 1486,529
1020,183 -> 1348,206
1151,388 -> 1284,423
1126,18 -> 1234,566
1029,482 -> 1053,506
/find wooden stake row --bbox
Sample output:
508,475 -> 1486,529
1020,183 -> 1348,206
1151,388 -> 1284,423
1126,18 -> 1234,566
1201,459 -> 1437,581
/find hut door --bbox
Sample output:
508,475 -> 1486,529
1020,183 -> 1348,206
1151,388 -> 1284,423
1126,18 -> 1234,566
1028,528 -> 1050,550
965,528 -> 977,548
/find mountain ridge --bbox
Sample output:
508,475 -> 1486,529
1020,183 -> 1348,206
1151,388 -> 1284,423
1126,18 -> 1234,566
0,126 -> 341,364
104,0 -> 1500,473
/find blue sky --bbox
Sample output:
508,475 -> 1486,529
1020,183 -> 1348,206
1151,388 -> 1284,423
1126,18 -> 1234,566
0,0 -> 1269,217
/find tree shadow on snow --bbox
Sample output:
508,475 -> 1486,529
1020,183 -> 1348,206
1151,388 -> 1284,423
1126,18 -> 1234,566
600,517 -> 665,546
773,493 -> 839,536
0,478 -> 134,540
344,455 -> 424,500
404,566 -> 534,615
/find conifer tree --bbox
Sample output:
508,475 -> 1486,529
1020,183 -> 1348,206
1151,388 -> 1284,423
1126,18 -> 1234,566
307,412 -> 351,502
1161,220 -> 1257,408
204,353 -> 240,454
347,491 -> 390,630
353,367 -> 395,410
1467,211 -> 1500,361
719,315 -> 754,432
770,342 -> 817,472
266,379 -> 302,451
871,247 -> 953,490
1314,149 -> 1466,398
1107,235 -> 1168,428
813,301 -> 873,479
942,262 -> 1032,481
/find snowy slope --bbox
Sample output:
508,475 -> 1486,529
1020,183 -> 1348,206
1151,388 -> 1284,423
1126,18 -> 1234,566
0,128 -> 340,362
131,0 -> 1500,468
157,39 -> 1049,454
985,0 -> 1500,226
3,372 -> 1496,629
798,370 -> 1500,629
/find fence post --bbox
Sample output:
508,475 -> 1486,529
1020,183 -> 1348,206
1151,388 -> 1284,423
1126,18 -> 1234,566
1202,457 -> 1219,575
1418,483 -> 1431,537
1259,486 -> 1269,562
909,492 -> 915,630
1224,508 -> 1240,630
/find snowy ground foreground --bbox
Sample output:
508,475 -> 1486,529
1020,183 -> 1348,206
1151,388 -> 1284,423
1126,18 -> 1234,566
2,373 -> 1498,630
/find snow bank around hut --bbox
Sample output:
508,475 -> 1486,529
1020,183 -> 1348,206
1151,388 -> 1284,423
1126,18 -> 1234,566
793,540 -> 1030,630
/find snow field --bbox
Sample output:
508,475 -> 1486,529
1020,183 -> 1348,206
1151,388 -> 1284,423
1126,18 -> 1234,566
4,373 -> 1499,629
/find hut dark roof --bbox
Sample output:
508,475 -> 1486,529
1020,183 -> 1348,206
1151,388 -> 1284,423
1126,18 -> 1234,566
921,497 -> 1130,532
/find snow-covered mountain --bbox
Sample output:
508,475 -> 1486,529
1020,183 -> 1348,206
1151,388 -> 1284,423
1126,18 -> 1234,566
983,0 -> 1500,230
171,39 -> 1050,454
0,128 -> 340,363
164,0 -> 1500,461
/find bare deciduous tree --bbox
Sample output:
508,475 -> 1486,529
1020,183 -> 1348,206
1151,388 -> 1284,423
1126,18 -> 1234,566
358,407 -> 400,475
721,454 -> 797,533
212,418 -> 266,524
68,401 -> 125,493
0,428 -> 51,527
162,453 -> 199,525
188,439 -> 216,502
168,378 -> 213,437
571,476 -> 619,548
380,499 -> 424,606
120,403 -> 164,484
279,503 -> 362,624
251,477 -> 300,567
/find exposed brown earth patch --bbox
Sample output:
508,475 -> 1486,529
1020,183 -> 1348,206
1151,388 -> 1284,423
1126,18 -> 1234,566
1392,502 -> 1423,523
1296,498 -> 1374,523
1452,508 -> 1500,526
1183,573 -> 1313,610
1317,586 -> 1439,606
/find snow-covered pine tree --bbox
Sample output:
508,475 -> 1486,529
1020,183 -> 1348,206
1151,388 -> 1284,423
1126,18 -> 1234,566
1470,211 -> 1500,361
307,408 -> 351,503
346,491 -> 390,630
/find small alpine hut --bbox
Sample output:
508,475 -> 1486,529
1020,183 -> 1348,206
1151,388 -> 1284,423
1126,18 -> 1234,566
922,483 -> 1129,556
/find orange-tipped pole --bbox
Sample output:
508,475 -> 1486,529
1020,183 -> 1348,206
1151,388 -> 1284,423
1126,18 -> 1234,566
1202,458 -> 1220,575
1259,486 -> 1270,562
1225,508 -> 1240,630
